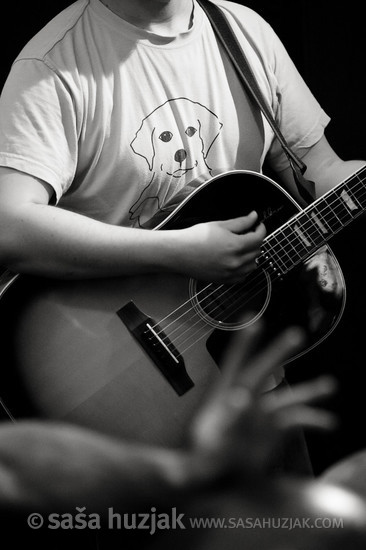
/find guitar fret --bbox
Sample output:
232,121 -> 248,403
257,164 -> 366,279
299,211 -> 325,246
276,231 -> 303,262
340,188 -> 360,212
262,240 -> 288,273
281,212 -> 324,260
334,189 -> 358,222
331,204 -> 352,225
260,240 -> 288,276
345,186 -> 363,210
314,185 -> 361,235
309,207 -> 331,236
281,225 -> 309,259
267,234 -> 295,270
328,204 -> 345,226
314,195 -> 344,233
350,174 -> 366,207
265,222 -> 314,273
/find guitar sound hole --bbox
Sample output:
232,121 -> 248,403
189,268 -> 271,331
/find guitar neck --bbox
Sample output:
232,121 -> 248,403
261,164 -> 366,276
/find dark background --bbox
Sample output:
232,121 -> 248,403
1,1 -> 366,475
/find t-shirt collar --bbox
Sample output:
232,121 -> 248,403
90,0 -> 204,47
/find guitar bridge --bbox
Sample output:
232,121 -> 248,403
117,301 -> 194,395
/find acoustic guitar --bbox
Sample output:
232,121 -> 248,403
1,167 -> 364,446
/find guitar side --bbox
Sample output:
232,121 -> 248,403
0,171 -> 346,445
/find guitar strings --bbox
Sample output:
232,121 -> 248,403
259,180 -> 366,272
268,177 -> 366,258
153,179 -> 366,354
180,180 -> 366,350
162,281 -> 249,342
175,276 -> 269,354
148,264 -> 268,352
153,267 -> 272,355
151,281 -> 225,329
149,175 -> 366,356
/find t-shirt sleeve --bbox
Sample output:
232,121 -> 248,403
257,17 -> 331,171
217,1 -> 331,171
0,58 -> 78,202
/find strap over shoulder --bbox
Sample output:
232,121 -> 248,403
197,0 -> 315,203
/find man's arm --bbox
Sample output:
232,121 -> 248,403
0,421 -> 191,514
0,325 -> 335,515
277,135 -> 365,200
0,167 -> 265,281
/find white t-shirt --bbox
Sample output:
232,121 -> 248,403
0,0 -> 329,227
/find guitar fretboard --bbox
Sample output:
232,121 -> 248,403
260,164 -> 366,276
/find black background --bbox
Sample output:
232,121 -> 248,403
1,1 -> 366,474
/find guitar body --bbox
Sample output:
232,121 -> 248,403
0,171 -> 345,446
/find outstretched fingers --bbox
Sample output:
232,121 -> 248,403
265,375 -> 337,409
217,323 -> 306,397
237,327 -> 306,394
218,320 -> 265,389
278,406 -> 337,432
263,375 -> 338,432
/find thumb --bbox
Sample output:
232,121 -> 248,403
220,211 -> 259,234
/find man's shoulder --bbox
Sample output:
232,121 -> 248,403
15,0 -> 89,63
203,0 -> 277,56
208,0 -> 267,26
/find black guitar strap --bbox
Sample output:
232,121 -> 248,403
197,0 -> 315,204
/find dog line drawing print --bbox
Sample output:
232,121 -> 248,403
129,97 -> 223,226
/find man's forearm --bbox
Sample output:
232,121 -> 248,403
0,422 -> 203,515
0,199 -> 265,283
0,201 -> 183,279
